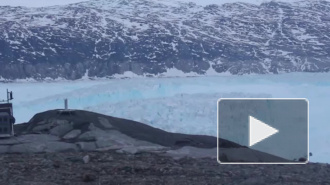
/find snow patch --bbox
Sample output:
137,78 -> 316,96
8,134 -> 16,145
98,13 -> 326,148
81,70 -> 89,80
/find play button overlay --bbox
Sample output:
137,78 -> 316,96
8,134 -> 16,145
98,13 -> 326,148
249,116 -> 279,147
217,98 -> 309,164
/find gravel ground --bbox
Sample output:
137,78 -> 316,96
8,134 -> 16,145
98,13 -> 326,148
0,151 -> 329,185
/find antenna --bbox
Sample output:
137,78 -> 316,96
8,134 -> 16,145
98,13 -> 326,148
6,89 -> 13,103
0,89 -> 13,103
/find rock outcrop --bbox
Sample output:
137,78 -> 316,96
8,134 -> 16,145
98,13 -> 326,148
0,109 -> 291,162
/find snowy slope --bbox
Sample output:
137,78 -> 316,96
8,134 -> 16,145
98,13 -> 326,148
1,0 -> 330,7
0,0 -> 330,80
180,0 -> 330,6
1,73 -> 330,163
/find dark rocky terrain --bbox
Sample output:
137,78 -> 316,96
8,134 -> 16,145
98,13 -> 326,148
0,109 -> 329,184
0,0 -> 330,80
1,151 -> 330,185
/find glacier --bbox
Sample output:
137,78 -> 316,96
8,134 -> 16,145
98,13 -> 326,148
0,72 -> 330,163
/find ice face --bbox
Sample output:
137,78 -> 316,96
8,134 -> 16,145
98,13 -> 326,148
0,72 -> 329,163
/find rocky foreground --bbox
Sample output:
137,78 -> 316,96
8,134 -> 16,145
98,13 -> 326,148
0,109 -> 329,184
0,150 -> 330,185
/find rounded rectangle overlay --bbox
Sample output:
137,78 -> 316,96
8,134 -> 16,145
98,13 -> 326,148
217,98 -> 309,165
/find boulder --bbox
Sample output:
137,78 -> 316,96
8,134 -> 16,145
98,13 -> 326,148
98,117 -> 114,129
62,129 -> 81,139
76,142 -> 97,151
94,130 -> 138,148
32,122 -> 57,132
78,131 -> 96,142
0,134 -> 59,145
88,123 -> 99,131
9,141 -> 78,153
50,122 -> 73,137
0,145 -> 9,153
116,145 -> 168,155
83,155 -> 90,164
164,146 -> 217,159
9,143 -> 47,153
44,142 -> 78,152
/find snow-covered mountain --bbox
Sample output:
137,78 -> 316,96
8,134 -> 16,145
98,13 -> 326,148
0,0 -> 329,80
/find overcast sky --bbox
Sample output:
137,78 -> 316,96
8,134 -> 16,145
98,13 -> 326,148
0,0 -> 279,7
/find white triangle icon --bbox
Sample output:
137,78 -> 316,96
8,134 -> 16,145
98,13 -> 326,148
249,116 -> 279,147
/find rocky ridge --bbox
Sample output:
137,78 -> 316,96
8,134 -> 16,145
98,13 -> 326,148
1,109 -> 288,163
